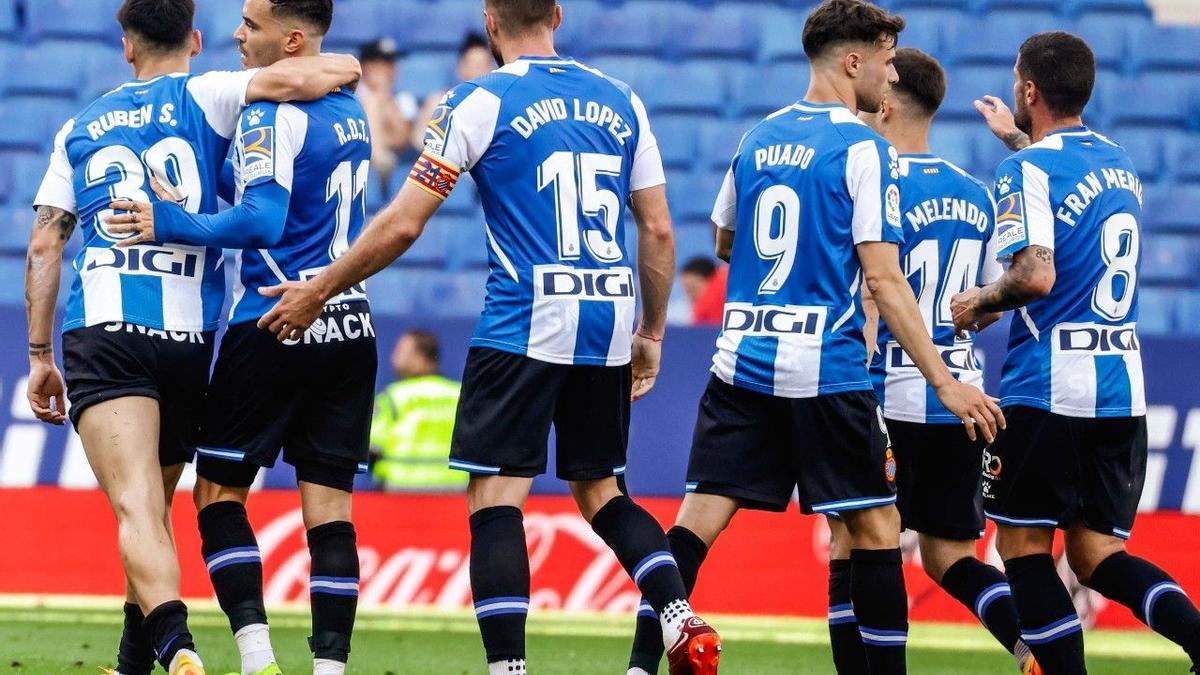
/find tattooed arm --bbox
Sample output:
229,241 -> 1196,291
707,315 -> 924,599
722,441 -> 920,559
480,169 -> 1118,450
974,96 -> 1031,152
951,245 -> 1055,333
25,205 -> 75,424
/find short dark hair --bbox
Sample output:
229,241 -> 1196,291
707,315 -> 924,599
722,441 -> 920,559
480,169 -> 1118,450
458,32 -> 489,58
891,47 -> 945,117
1017,31 -> 1095,118
117,0 -> 195,54
802,0 -> 905,60
268,0 -> 333,35
682,257 -> 718,279
405,330 -> 441,366
485,0 -> 557,33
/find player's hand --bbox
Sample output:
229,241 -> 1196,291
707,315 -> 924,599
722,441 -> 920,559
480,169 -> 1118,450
630,331 -> 663,402
934,380 -> 1005,443
257,280 -> 325,342
106,177 -> 179,247
950,287 -> 984,337
27,359 -> 67,425
974,95 -> 1030,151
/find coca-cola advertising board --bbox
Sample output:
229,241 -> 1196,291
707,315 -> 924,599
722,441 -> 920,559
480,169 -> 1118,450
4,488 -> 1200,630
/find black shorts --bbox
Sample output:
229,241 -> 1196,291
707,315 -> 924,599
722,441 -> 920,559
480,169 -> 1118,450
449,347 -> 631,480
62,323 -> 214,466
195,302 -> 377,493
889,418 -> 987,541
686,376 -> 896,514
982,406 -> 1147,540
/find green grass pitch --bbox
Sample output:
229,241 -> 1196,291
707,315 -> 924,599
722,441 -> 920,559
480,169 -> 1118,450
0,600 -> 1191,674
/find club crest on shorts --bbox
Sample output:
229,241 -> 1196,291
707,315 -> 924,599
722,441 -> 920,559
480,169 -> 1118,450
884,447 -> 897,483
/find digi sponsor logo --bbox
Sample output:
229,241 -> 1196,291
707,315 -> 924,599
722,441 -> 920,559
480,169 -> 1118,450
1054,323 -> 1140,355
886,343 -> 980,372
240,126 -> 275,184
721,303 -> 826,337
535,266 -> 635,301
83,245 -> 201,279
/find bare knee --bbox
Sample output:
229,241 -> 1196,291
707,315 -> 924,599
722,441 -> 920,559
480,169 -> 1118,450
299,481 -> 353,529
827,516 -> 853,560
996,525 -> 1055,562
919,535 -> 977,584
841,505 -> 901,550
1065,526 -> 1125,585
467,475 -> 532,515
674,494 -> 739,548
193,477 -> 250,511
568,478 -> 624,522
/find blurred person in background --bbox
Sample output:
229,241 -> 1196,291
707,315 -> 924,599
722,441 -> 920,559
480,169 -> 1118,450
408,32 -> 496,152
358,38 -> 419,194
370,330 -> 465,492
680,256 -> 726,326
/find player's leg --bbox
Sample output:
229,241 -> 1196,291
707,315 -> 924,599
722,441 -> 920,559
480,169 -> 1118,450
296,475 -> 358,675
799,392 -> 903,675
986,408 -> 1085,675
826,516 -> 869,675
1063,416 -> 1200,668
625,493 -> 738,675
890,418 -> 1029,669
114,463 -> 184,675
450,348 -> 563,675
77,397 -> 200,674
557,363 -> 719,673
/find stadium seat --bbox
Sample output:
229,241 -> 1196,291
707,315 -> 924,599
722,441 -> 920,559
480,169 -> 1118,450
888,0 -> 973,12
886,8 -> 966,59
939,66 -> 1012,121
1130,25 -> 1200,74
0,204 -> 31,252
664,6 -> 758,61
1143,186 -> 1200,234
417,270 -> 487,317
639,64 -> 726,116
402,220 -> 451,267
949,17 -> 1048,67
0,255 -> 24,305
387,5 -> 482,54
675,222 -> 717,264
193,0 -> 244,49
1105,127 -> 1164,183
25,0 -> 123,42
1137,287 -> 1175,335
756,8 -> 808,63
731,64 -> 809,117
2,44 -> 91,99
365,267 -> 423,316
322,2 -> 386,51
1175,291 -> 1200,337
399,53 -> 455,101
928,122 -> 980,175
1103,75 -> 1199,130
587,6 -> 665,58
1140,235 -> 1195,285
977,0 -> 1060,17
0,97 -> 75,152
653,116 -> 701,171
586,56 -> 662,91
444,216 -> 489,270
0,1 -> 15,38
1063,0 -> 1153,19
1167,136 -> 1200,185
699,119 -> 748,171
668,171 -> 725,224
10,152 -> 51,208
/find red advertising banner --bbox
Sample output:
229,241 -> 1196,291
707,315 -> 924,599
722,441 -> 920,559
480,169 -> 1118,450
4,488 -> 1199,630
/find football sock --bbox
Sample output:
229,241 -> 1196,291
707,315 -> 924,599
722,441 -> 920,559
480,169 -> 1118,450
1004,554 -> 1086,675
142,600 -> 195,671
1086,551 -> 1200,663
591,497 -> 693,645
850,548 -> 908,675
828,559 -> 869,675
313,657 -> 347,675
488,659 -> 527,675
470,506 -> 530,664
940,557 -> 1022,653
116,601 -> 155,675
198,501 -> 271,672
307,521 -> 359,665
628,526 -> 709,673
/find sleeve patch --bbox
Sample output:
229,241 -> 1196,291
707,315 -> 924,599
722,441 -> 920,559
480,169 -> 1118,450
407,150 -> 461,200
423,100 -> 452,155
995,192 -> 1027,251
240,125 -> 275,185
885,183 -> 901,228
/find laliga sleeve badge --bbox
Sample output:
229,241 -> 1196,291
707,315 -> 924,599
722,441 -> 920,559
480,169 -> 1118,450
884,448 -> 897,483
885,183 -> 901,227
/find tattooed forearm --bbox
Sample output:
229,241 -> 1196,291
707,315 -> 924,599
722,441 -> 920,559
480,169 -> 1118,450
26,206 -> 71,357
34,206 -> 77,241
975,246 -> 1054,312
1002,129 -> 1031,151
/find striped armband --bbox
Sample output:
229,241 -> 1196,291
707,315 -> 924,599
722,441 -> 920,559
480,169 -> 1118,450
407,150 -> 461,201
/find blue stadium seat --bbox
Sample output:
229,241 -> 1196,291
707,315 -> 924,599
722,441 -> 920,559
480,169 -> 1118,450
699,119 -> 747,171
889,0 -> 972,11
587,56 -> 662,91
420,270 -> 487,317
193,0 -> 244,49
365,267 -> 423,316
668,171 -> 725,224
664,6 -> 758,61
675,222 -> 716,264
0,255 -> 24,305
1143,186 -> 1200,234
1103,75 -> 1199,130
1175,291 -> 1200,337
1063,0 -> 1153,19
928,122 -> 980,175
950,17 -> 1043,67
400,53 -> 455,101
3,44 -> 91,98
1131,25 -> 1200,74
0,97 -> 74,152
25,0 -> 123,42
977,0 -> 1059,18
1070,16 -> 1132,75
587,6 -> 665,57
1106,127 -> 1164,183
388,5 -> 482,54
1140,235 -> 1195,285
444,216 -> 489,270
1137,287 -> 1175,335
0,205 -> 31,252
756,8 -> 807,63
888,9 -> 966,59
940,66 -> 1011,121
0,1 -> 16,38
1167,136 -> 1200,185
653,116 -> 700,171
639,64 -> 725,116
402,220 -> 450,267
79,45 -> 135,101
11,152 -> 50,208
323,3 -> 386,51
731,64 -> 809,117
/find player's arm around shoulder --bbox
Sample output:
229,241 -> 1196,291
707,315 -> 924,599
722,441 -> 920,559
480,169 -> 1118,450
245,53 -> 362,103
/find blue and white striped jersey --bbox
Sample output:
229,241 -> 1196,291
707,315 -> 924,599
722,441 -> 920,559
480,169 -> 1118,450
34,70 -> 258,333
154,88 -> 373,326
410,56 -> 664,366
869,154 -> 1002,424
992,126 -> 1145,418
710,101 -> 904,398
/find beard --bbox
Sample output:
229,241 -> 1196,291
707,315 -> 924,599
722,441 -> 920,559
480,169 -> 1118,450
1014,100 -> 1033,135
486,26 -> 505,66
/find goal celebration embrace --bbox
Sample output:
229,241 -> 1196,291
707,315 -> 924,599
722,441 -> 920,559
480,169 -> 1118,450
8,0 -> 1200,672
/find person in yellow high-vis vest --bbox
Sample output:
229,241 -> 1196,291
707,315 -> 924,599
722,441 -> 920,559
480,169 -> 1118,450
370,330 -> 465,491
